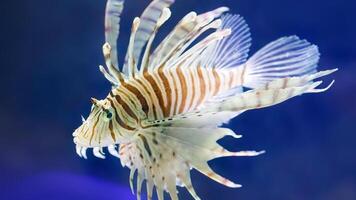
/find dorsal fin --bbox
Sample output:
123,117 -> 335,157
122,0 -> 175,76
164,27 -> 231,69
105,0 -> 124,70
99,0 -> 125,86
201,14 -> 252,69
150,7 -> 229,68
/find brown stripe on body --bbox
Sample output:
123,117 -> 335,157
84,110 -> 100,138
212,69 -> 221,95
108,121 -> 116,141
176,66 -> 188,114
169,70 -> 179,115
135,79 -> 158,120
144,72 -> 165,118
112,93 -> 138,122
196,67 -> 207,107
187,67 -> 196,111
206,68 -> 212,98
121,83 -> 149,115
89,116 -> 100,146
108,98 -> 135,131
158,67 -> 172,117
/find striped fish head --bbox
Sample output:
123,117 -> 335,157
73,97 -> 122,157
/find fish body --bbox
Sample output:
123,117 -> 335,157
112,66 -> 240,121
73,0 -> 337,199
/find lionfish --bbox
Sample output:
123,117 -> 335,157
73,0 -> 337,199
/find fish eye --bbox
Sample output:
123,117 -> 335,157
106,111 -> 113,119
103,108 -> 114,120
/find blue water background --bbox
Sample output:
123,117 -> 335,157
1,0 -> 355,199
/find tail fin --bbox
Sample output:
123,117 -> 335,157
243,35 -> 319,88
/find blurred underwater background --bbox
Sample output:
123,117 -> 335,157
0,0 -> 355,199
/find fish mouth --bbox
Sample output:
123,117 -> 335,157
73,123 -> 121,160
74,143 -> 120,160
73,130 -> 121,160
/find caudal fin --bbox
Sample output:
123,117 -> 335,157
242,35 -> 319,89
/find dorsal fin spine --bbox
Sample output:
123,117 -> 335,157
101,43 -> 125,85
128,17 -> 141,78
140,8 -> 172,75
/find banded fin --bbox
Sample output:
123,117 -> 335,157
206,70 -> 336,113
202,14 -> 251,69
139,8 -> 172,74
101,43 -> 125,85
122,0 -> 175,75
104,0 -> 124,69
118,127 -> 262,200
99,65 -> 118,85
243,35 -> 320,88
150,7 -> 229,68
206,86 -> 244,104
263,68 -> 337,89
100,0 -> 126,85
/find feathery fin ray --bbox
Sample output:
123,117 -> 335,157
243,35 -> 320,88
201,14 -> 252,69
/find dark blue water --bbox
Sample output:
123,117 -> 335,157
1,0 -> 355,199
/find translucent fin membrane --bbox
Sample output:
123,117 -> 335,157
202,14 -> 252,69
166,27 -> 231,69
243,36 -> 320,88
